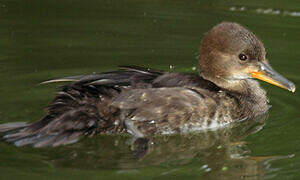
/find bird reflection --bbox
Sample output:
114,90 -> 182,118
43,113 -> 292,179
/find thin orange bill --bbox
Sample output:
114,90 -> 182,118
250,71 -> 295,92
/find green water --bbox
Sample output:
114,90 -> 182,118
0,0 -> 299,179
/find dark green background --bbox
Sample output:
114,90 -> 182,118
0,0 -> 299,179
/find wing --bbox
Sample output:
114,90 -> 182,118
0,66 -> 162,147
0,66 -> 220,147
41,66 -> 162,86
111,87 -> 218,137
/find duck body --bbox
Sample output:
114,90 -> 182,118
0,68 -> 268,146
110,69 -> 268,136
0,22 -> 294,147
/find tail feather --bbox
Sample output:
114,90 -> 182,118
5,130 -> 82,147
50,131 -> 82,147
0,66 -> 161,147
32,135 -> 59,148
0,107 -> 100,147
13,134 -> 50,147
0,122 -> 28,132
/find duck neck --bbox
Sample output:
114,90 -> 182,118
223,79 -> 269,118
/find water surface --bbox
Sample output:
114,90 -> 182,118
0,0 -> 299,179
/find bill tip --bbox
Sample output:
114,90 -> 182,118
289,83 -> 296,93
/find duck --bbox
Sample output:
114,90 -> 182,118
0,22 -> 295,147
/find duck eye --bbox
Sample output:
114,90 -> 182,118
238,54 -> 247,61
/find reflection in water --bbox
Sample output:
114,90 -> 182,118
41,113 -> 291,179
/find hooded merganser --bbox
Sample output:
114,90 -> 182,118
0,22 -> 295,147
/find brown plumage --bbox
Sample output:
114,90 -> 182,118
0,22 -> 295,147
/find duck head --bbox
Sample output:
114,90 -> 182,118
199,22 -> 295,93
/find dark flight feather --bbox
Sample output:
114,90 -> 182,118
0,67 -> 162,147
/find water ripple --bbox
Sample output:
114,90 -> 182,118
229,6 -> 300,17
